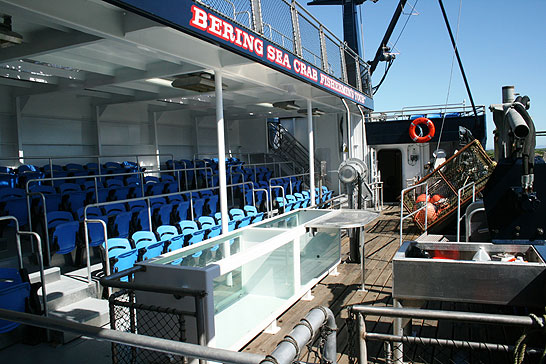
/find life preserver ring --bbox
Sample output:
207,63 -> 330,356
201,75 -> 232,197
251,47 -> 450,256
409,117 -> 435,143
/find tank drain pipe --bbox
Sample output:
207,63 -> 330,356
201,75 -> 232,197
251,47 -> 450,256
260,306 -> 337,364
341,98 -> 351,160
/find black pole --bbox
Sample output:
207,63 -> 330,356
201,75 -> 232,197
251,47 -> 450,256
437,0 -> 478,120
369,0 -> 407,75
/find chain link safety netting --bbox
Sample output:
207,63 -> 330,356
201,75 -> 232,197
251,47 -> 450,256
261,0 -> 295,53
110,290 -> 188,364
403,140 -> 494,232
297,13 -> 322,68
199,0 -> 254,30
323,32 -> 343,80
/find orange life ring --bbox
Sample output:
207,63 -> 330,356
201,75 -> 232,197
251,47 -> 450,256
409,117 -> 435,143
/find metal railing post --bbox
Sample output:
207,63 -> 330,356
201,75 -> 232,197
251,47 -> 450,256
456,182 -> 476,242
399,181 -> 429,245
250,0 -> 263,34
290,0 -> 302,56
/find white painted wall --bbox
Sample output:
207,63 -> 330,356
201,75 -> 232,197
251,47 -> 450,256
374,143 -> 430,187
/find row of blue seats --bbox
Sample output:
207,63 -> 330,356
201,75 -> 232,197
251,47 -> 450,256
43,193 -> 224,256
0,161 -> 142,189
104,206 -> 264,275
275,186 -> 333,213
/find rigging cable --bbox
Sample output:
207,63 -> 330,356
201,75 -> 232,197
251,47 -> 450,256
435,0 -> 463,154
371,0 -> 419,95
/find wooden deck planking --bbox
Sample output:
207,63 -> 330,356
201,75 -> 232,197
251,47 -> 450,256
242,205 -> 420,362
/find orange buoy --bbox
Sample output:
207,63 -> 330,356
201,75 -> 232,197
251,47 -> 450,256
416,194 -> 430,203
415,202 -> 437,225
431,194 -> 444,203
409,117 -> 435,143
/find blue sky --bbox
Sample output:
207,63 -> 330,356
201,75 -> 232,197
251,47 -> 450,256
303,0 -> 546,149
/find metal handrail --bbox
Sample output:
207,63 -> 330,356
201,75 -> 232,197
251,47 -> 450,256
269,185 -> 285,213
369,181 -> 383,211
456,181 -> 476,242
349,305 -> 545,364
400,181 -> 429,246
0,308 -> 262,364
83,181 -> 269,283
0,216 -> 47,321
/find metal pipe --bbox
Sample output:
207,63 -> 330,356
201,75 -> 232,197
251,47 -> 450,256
0,216 -> 23,271
260,306 -> 337,364
0,308 -> 263,364
364,332 -> 542,354
399,181 -> 428,245
350,305 -> 546,327
456,182 -> 475,242
341,98 -> 351,160
358,312 -> 367,364
357,105 -> 368,166
307,99 -> 316,207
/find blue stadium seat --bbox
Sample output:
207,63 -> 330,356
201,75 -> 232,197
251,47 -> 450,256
205,195 -> 219,215
103,238 -> 137,279
156,203 -> 175,226
0,188 -> 29,227
294,192 -> 309,208
229,208 -> 252,228
132,231 -> 164,261
47,211 -> 80,255
77,207 -> 108,247
157,225 -> 184,263
0,172 -> 17,189
0,268 -> 30,333
59,183 -> 87,213
29,185 -> 62,214
172,200 -> 190,222
103,203 -> 131,238
192,198 -> 205,219
197,216 -> 221,239
244,205 -> 264,223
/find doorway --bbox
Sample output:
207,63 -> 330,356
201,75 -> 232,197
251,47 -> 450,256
378,149 -> 403,203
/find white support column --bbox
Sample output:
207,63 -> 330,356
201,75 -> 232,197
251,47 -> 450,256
307,99 -> 316,206
215,70 -> 229,236
151,111 -> 161,170
95,105 -> 104,156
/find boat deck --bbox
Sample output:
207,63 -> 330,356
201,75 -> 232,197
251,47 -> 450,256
242,205 -> 525,364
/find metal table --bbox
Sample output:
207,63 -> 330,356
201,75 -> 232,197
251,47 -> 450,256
305,209 -> 379,291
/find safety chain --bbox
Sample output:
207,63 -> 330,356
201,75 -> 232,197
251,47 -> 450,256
346,308 -> 358,364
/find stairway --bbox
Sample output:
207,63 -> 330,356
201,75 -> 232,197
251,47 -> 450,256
30,264 -> 110,343
267,121 -> 321,175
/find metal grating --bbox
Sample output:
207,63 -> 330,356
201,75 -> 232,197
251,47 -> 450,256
297,14 -> 322,68
403,140 -> 495,232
